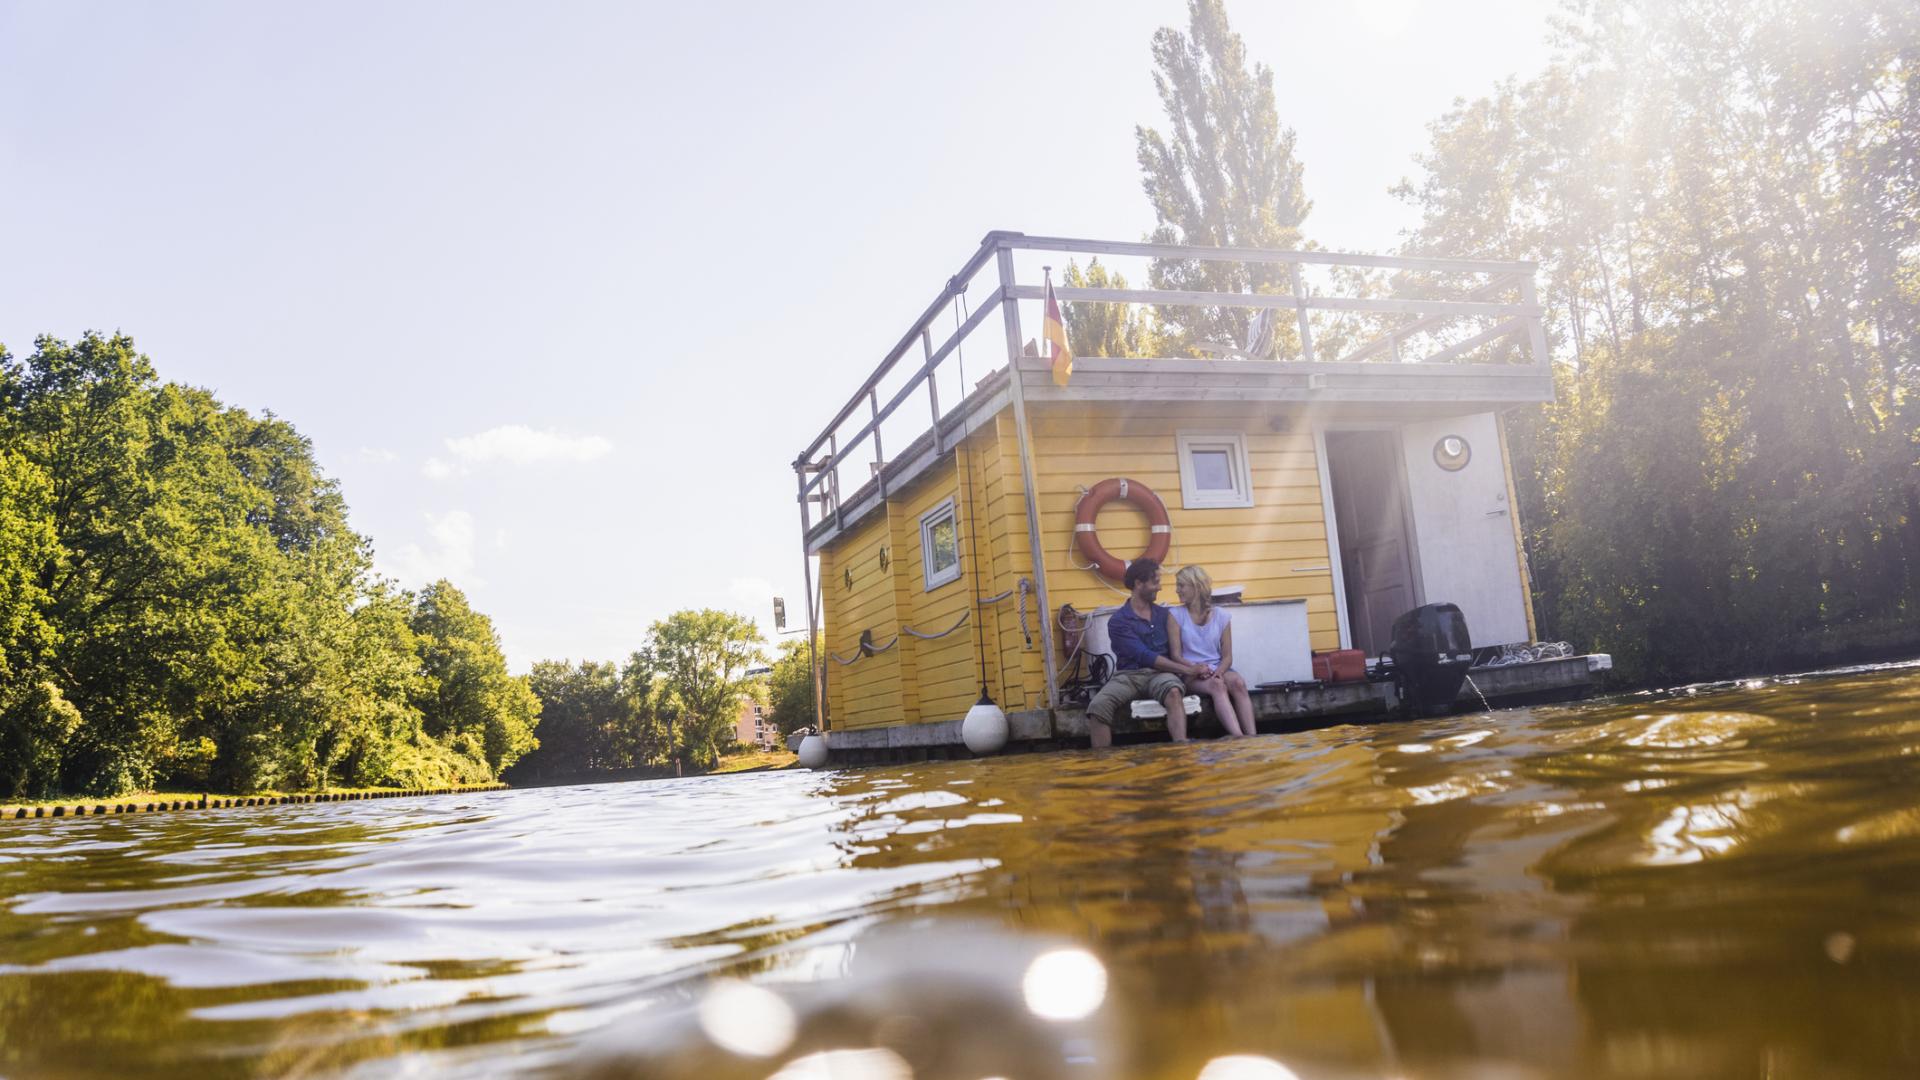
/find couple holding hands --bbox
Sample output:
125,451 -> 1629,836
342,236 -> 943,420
1086,557 -> 1257,748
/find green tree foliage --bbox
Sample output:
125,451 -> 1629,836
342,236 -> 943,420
765,635 -> 820,738
410,581 -> 540,776
1136,0 -> 1311,354
1397,0 -> 1920,682
636,609 -> 766,773
1061,259 -> 1162,359
506,660 -> 636,782
0,451 -> 56,687
0,681 -> 80,800
0,334 -> 535,796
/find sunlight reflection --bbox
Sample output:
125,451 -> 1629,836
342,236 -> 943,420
1021,948 -> 1107,1022
1623,712 -> 1772,749
697,978 -> 795,1058
1406,771 -> 1512,805
1196,1054 -> 1302,1079
1642,801 -> 1748,865
766,1047 -> 911,1080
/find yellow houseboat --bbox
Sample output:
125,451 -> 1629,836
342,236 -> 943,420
792,232 -> 1607,763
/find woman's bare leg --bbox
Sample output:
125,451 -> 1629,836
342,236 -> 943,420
1191,675 -> 1242,736
1226,671 -> 1257,736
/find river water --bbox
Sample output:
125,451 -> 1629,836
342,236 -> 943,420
3,662 -> 1920,1079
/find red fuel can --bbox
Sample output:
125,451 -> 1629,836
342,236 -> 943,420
1312,649 -> 1368,684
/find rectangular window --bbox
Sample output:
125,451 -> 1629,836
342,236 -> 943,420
920,497 -> 962,590
1176,431 -> 1255,509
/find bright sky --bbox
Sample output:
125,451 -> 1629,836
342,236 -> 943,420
0,1 -> 1556,670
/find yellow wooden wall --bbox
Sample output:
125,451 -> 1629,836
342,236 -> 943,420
1027,401 -> 1341,662
820,434 -> 1013,731
818,512 -> 900,730
818,400 -> 1341,728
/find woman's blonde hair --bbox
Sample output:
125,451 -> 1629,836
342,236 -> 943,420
1176,564 -> 1213,618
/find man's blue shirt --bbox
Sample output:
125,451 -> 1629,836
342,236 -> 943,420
1108,602 -> 1173,672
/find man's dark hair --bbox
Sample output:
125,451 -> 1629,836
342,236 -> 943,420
1123,557 -> 1160,589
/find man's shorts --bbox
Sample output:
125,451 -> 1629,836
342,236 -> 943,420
1086,668 -> 1187,727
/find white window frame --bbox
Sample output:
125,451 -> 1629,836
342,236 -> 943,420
1175,431 -> 1255,509
919,497 -> 963,591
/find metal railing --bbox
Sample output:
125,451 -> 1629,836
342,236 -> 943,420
794,231 -> 1545,522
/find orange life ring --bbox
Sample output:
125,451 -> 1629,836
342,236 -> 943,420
1074,477 -> 1171,580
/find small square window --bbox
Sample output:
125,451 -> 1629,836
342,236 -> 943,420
1191,449 -> 1235,490
919,497 -> 962,590
1176,431 -> 1254,509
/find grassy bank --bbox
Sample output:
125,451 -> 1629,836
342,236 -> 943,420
709,747 -> 798,774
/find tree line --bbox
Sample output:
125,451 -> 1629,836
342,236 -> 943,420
505,630 -> 817,785
0,334 -> 537,798
1070,0 -> 1917,686
0,333 -> 816,797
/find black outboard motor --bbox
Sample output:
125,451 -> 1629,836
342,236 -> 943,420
1388,603 -> 1474,717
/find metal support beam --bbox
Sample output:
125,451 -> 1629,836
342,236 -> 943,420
1004,232 -> 1535,275
1417,318 -> 1524,366
1006,283 -> 1537,319
1288,263 -> 1315,363
923,328 -> 941,450
869,388 -> 886,498
796,467 -> 826,733
1520,277 -> 1552,371
1335,273 -> 1519,365
996,248 -> 1060,710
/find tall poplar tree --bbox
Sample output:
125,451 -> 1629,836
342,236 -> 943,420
1136,0 -> 1311,354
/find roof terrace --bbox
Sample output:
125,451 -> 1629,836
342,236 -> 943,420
794,231 -> 1553,554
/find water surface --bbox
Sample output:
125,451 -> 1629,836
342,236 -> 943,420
4,663 -> 1920,1078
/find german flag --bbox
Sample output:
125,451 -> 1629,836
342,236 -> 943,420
1044,275 -> 1074,387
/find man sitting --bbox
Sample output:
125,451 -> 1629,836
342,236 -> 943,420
1086,557 -> 1206,747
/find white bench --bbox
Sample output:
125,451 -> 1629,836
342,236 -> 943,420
1129,695 -> 1204,721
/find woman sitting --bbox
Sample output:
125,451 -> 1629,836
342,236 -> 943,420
1169,565 -> 1258,737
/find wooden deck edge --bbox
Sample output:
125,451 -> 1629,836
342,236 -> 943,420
821,655 -> 1609,764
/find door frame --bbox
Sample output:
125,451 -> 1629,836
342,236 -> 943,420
1314,422 -> 1427,654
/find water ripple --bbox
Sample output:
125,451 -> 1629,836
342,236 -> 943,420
1,665 -> 1918,1078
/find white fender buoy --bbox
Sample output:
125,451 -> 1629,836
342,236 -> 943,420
962,698 -> 1009,755
797,734 -> 830,769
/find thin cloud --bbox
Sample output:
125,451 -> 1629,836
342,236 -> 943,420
445,425 -> 613,465
382,509 -> 478,587
727,577 -> 776,627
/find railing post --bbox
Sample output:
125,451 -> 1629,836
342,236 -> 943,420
996,245 -> 1061,711
923,328 -> 942,452
1521,276 -> 1551,371
1289,263 -> 1316,363
796,466 -> 827,733
828,434 -> 843,530
870,388 -> 886,498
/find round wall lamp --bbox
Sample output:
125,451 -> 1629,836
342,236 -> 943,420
1433,434 -> 1471,471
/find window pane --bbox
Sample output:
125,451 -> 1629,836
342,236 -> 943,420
929,515 -> 958,571
1192,449 -> 1235,490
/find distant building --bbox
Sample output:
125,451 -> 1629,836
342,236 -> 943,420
733,666 -> 776,750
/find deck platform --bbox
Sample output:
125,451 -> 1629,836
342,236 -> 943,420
815,654 -> 1611,765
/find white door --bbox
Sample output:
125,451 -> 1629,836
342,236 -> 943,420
1397,413 -> 1531,647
